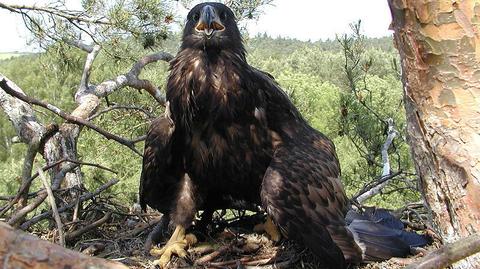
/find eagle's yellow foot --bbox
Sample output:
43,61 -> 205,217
150,225 -> 197,268
253,216 -> 281,242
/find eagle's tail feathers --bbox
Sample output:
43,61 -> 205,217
346,209 -> 430,261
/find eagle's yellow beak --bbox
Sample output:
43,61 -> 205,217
195,5 -> 225,38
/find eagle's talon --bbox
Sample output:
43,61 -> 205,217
150,225 -> 197,268
253,216 -> 281,242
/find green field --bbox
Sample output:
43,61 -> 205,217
0,52 -> 30,60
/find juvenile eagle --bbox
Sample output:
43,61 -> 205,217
140,2 -> 427,268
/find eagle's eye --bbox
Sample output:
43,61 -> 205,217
192,12 -> 200,21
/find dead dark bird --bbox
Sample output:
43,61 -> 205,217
139,2 -> 428,268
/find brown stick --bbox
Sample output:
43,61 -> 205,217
7,192 -> 48,227
0,221 -> 128,269
0,159 -> 66,217
196,244 -> 234,265
65,212 -> 112,242
208,254 -> 275,267
125,52 -> 173,104
7,163 -> 79,227
1,158 -> 115,217
243,259 -> 297,269
405,234 -> 480,269
87,104 -> 155,121
19,179 -> 118,230
117,216 -> 162,239
38,167 -> 65,247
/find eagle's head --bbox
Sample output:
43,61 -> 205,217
181,2 -> 243,53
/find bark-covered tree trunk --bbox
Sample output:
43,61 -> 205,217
388,1 -> 480,268
0,222 -> 128,269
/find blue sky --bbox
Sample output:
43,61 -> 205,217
0,0 -> 392,52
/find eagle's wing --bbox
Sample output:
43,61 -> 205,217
260,132 -> 363,269
139,115 -> 181,213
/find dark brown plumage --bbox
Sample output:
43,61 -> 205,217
139,3 -> 428,268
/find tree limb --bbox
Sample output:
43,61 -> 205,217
20,178 -> 119,230
65,212 -> 111,242
87,104 -> 155,121
0,78 -> 142,156
354,118 -> 399,203
0,74 -> 46,144
7,163 -> 79,227
91,51 -> 173,105
405,234 -> 480,269
78,45 -> 101,93
38,167 -> 65,247
0,221 -> 129,269
0,2 -> 113,26
125,52 -> 173,104
351,170 -> 403,203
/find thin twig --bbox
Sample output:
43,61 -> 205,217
8,163 -> 79,227
38,167 -> 65,247
0,158 -> 115,216
64,158 -> 117,174
20,178 -> 119,230
65,212 -> 112,242
0,3 -> 113,25
196,243 -> 235,265
87,104 -> 155,121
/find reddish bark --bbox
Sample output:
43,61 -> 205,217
388,0 -> 480,267
0,222 -> 128,269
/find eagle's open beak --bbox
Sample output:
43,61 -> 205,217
195,5 -> 225,39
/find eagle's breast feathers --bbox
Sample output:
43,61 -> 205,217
139,3 -> 428,268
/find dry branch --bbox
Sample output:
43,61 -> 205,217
38,167 -> 65,247
16,140 -> 40,218
7,192 -> 48,227
1,158 -> 115,217
0,221 -> 128,269
0,152 -> 62,218
65,212 -> 112,242
90,52 -> 173,105
20,178 -> 118,230
196,244 -> 234,265
0,2 -> 113,25
354,118 -> 399,203
79,45 -> 101,92
88,104 -> 155,121
351,170 -> 403,203
0,78 -> 142,156
125,52 -> 173,104
117,216 -> 162,239
0,74 -> 46,143
6,163 -> 79,227
405,234 -> 480,269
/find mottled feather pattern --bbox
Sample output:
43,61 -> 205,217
139,3 -> 426,268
